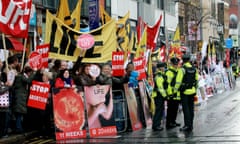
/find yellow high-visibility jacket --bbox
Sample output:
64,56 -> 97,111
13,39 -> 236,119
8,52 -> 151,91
166,66 -> 181,100
173,62 -> 198,95
152,71 -> 167,98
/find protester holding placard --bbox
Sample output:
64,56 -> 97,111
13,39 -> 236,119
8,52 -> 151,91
12,64 -> 36,134
55,69 -> 75,88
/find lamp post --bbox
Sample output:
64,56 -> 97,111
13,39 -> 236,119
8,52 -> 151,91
217,24 -> 224,59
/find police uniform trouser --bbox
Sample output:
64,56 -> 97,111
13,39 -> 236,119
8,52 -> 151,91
166,99 -> 179,125
152,95 -> 165,128
180,93 -> 195,128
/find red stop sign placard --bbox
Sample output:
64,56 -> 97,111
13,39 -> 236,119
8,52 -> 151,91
28,51 -> 43,69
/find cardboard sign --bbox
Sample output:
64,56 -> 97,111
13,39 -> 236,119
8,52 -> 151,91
27,81 -> 50,110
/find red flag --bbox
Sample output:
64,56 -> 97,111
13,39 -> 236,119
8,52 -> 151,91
159,45 -> 166,62
144,15 -> 162,50
136,16 -> 144,44
0,0 -> 32,38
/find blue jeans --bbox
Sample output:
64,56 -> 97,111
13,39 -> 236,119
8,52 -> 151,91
113,94 -> 125,131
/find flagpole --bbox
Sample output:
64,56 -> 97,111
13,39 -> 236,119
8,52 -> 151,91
21,38 -> 27,72
2,33 -> 9,72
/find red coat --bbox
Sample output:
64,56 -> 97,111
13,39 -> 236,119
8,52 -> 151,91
55,77 -> 75,88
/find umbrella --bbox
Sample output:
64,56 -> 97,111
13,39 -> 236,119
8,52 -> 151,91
0,36 -> 24,51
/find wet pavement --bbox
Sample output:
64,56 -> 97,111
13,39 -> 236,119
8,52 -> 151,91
1,80 -> 240,143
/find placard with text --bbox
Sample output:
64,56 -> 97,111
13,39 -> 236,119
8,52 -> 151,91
27,81 -> 50,110
52,87 -> 87,140
84,85 -> 117,137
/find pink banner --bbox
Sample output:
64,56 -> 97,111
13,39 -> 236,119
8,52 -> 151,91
84,85 -> 117,137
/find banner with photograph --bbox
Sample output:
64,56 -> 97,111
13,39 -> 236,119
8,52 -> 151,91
27,81 -> 50,110
84,85 -> 117,137
123,84 -> 142,131
138,82 -> 152,128
52,87 -> 87,140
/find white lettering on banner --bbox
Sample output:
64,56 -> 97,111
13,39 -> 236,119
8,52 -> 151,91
37,48 -> 49,54
29,95 -> 47,103
112,65 -> 124,69
31,84 -> 49,93
97,127 -> 116,135
113,55 -> 124,61
0,0 -> 30,30
133,60 -> 142,66
65,131 -> 84,137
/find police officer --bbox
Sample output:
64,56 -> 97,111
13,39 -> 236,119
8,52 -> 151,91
151,62 -> 167,131
173,54 -> 198,132
165,57 -> 181,129
231,62 -> 239,80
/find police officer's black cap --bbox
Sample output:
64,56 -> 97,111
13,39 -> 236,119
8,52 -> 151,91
182,54 -> 191,61
157,62 -> 166,68
170,57 -> 180,65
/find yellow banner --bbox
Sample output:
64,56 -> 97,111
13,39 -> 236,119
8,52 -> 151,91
171,24 -> 180,48
135,27 -> 147,58
56,0 -> 72,26
71,0 -> 82,31
45,11 -> 117,63
117,11 -> 132,52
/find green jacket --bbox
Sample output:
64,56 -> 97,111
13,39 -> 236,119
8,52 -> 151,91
12,72 -> 35,114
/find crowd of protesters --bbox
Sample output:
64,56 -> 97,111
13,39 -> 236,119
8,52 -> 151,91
0,55 -> 131,138
0,52 -> 238,138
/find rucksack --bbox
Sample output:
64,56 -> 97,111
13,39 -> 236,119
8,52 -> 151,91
168,69 -> 177,87
153,73 -> 168,92
180,65 -> 197,91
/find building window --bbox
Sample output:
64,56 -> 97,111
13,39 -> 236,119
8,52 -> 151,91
157,0 -> 164,10
43,0 -> 59,12
144,0 -> 151,4
105,0 -> 111,15
211,0 -> 216,19
165,0 -> 175,15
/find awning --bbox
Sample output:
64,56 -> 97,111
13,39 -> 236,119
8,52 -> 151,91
0,36 -> 24,51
